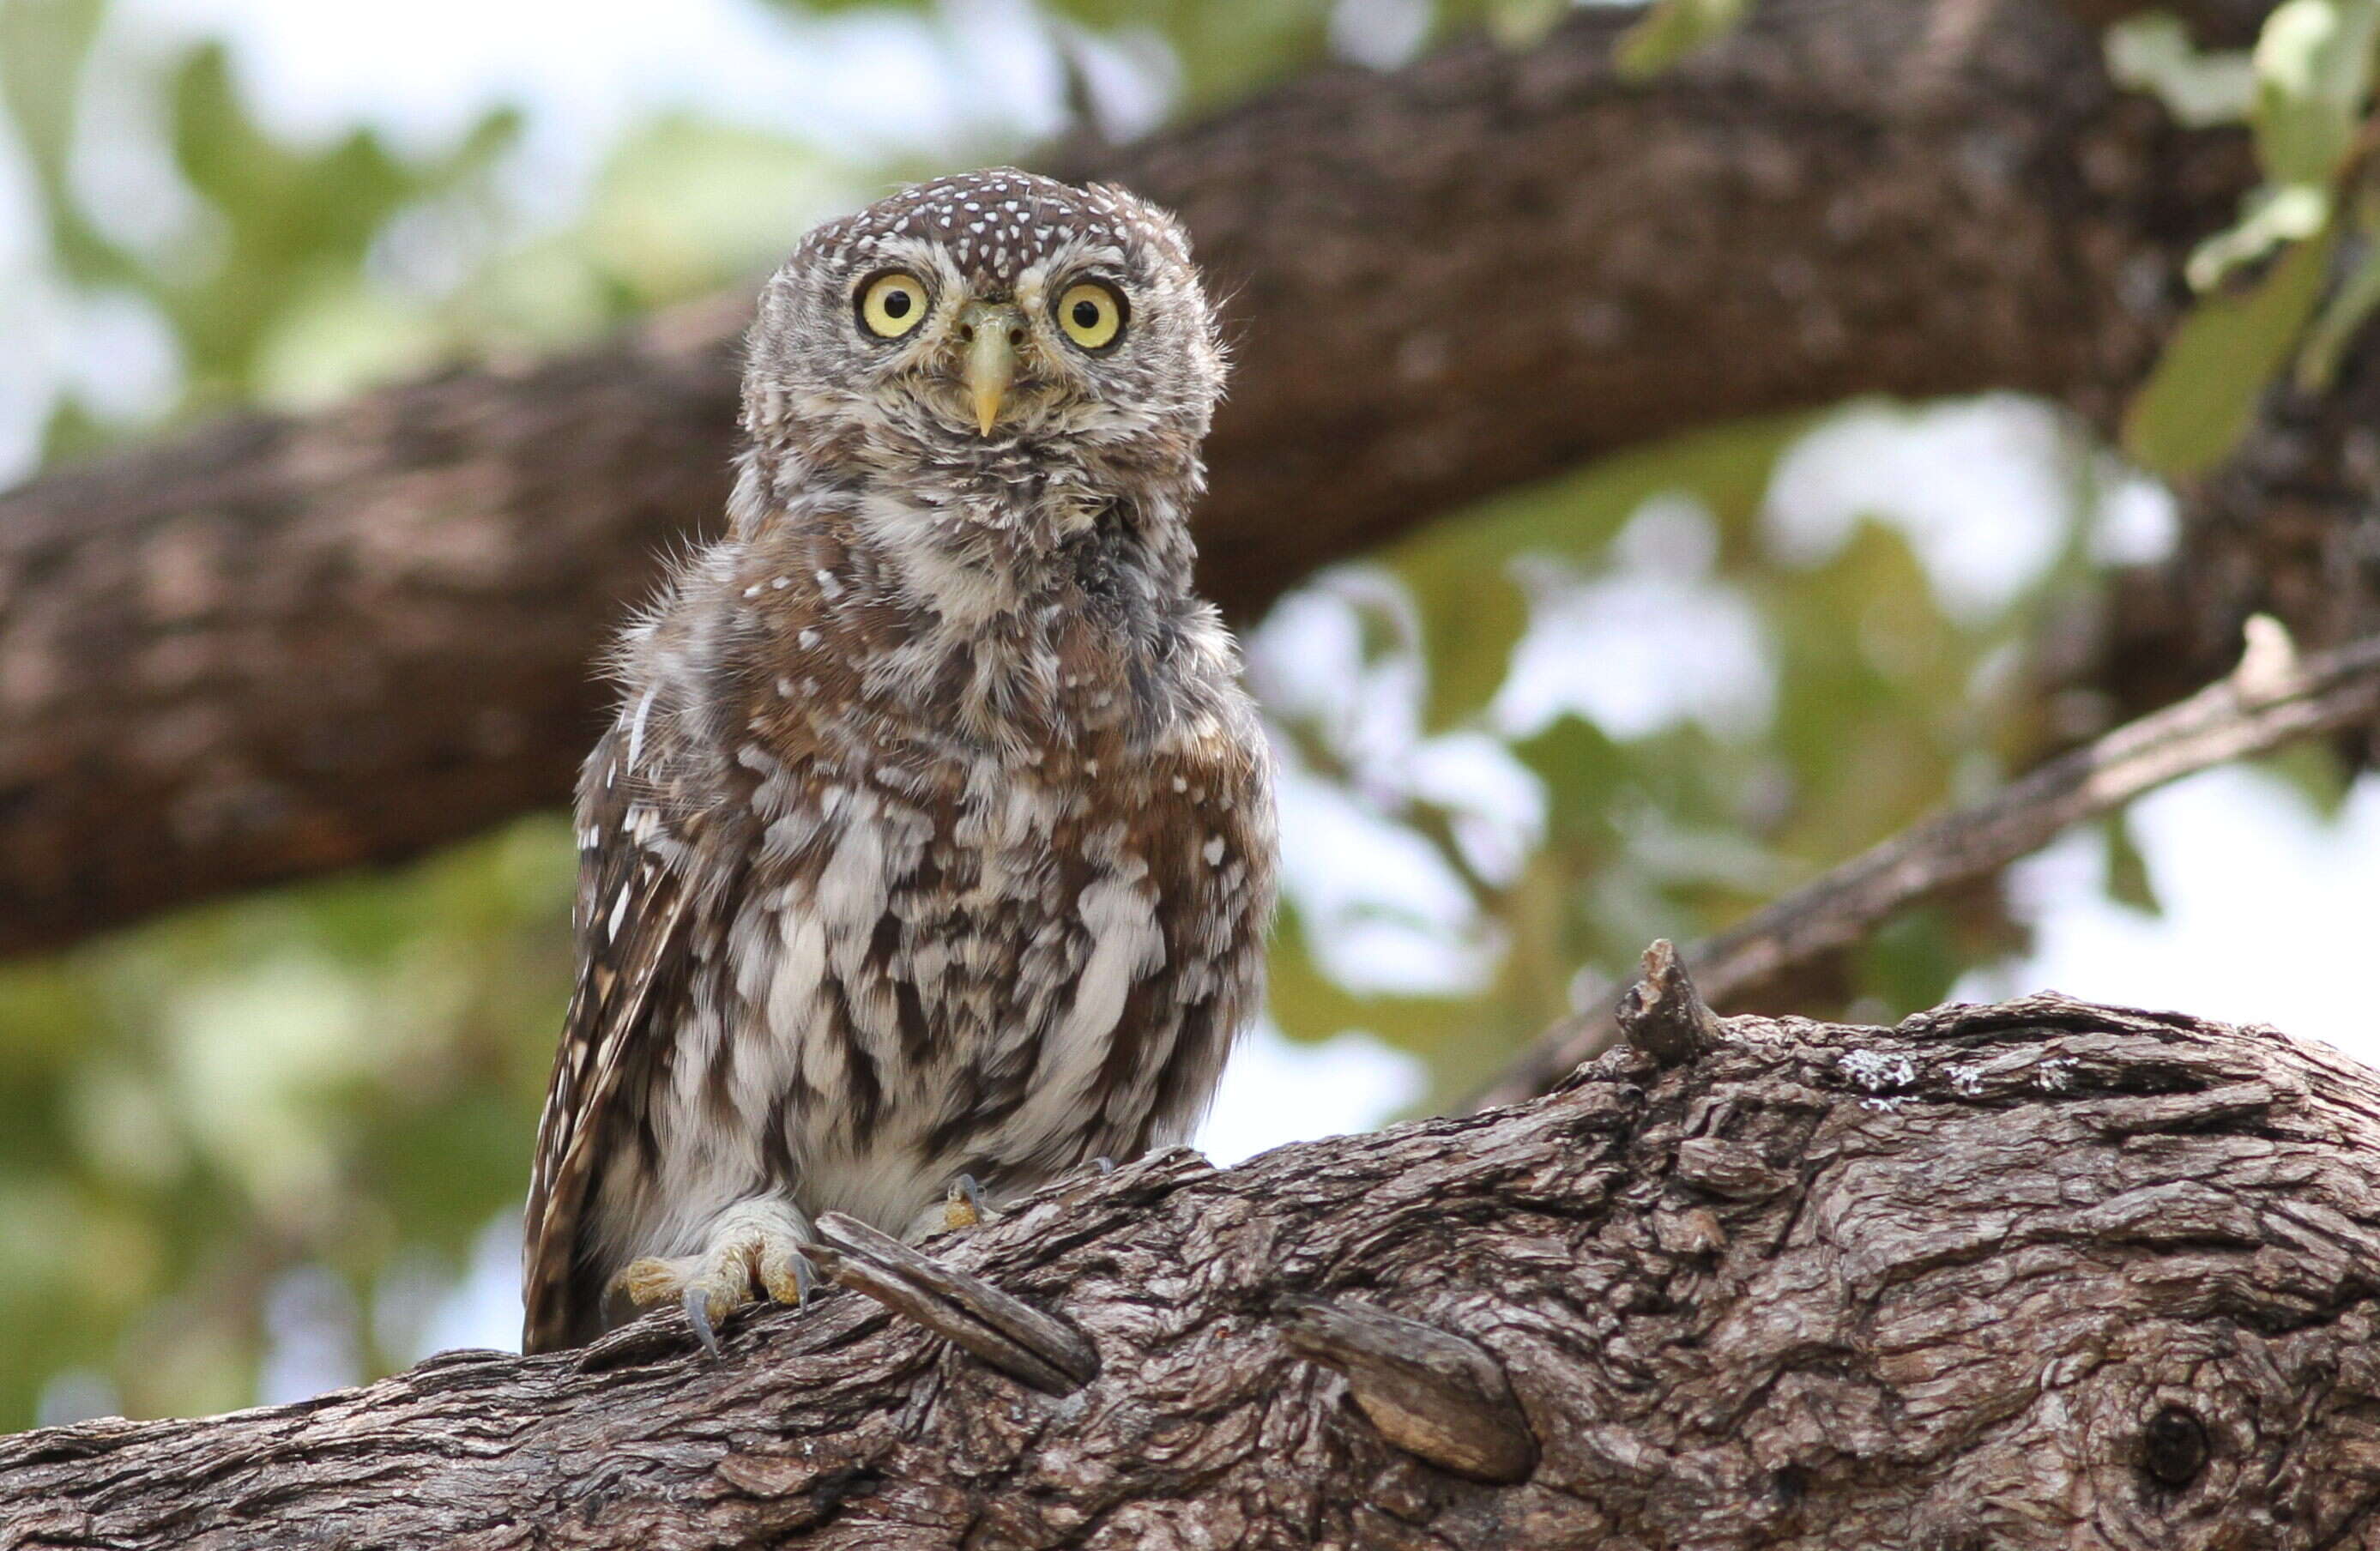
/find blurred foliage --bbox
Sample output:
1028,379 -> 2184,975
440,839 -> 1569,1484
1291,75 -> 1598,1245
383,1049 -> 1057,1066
2124,217 -> 2336,476
1613,0 -> 1749,77
0,0 -> 894,1431
1254,402 -> 2119,1107
2112,0 -> 2380,474
0,0 -> 2359,1436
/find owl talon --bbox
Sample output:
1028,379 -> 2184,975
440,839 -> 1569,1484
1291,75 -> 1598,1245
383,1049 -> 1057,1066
1092,1156 -> 1115,1175
616,1197 -> 816,1353
684,1285 -> 721,1357
943,1174 -> 996,1232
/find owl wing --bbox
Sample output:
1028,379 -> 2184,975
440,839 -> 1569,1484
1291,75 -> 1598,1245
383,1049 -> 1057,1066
521,730 -> 698,1355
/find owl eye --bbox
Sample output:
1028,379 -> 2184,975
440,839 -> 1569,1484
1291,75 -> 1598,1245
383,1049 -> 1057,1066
1054,281 -> 1127,352
858,271 -> 929,339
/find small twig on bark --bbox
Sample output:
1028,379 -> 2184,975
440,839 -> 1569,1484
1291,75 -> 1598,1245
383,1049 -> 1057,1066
1472,619 -> 2380,1109
1613,939 -> 1723,1066
1278,1295 -> 1539,1483
808,1213 -> 1100,1396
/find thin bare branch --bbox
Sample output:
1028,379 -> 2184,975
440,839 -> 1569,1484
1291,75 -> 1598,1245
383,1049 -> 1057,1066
1473,619 -> 2380,1109
810,1212 -> 1099,1395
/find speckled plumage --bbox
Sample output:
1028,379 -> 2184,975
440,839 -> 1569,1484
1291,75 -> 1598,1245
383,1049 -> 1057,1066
523,171 -> 1276,1354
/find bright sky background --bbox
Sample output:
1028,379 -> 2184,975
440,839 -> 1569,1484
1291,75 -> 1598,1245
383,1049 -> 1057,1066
10,0 -> 2378,1406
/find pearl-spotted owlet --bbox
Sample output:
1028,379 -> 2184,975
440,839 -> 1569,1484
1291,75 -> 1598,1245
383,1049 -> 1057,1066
522,171 -> 1278,1355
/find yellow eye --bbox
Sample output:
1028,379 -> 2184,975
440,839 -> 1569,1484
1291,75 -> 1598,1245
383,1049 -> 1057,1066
858,271 -> 929,339
1054,281 -> 1126,351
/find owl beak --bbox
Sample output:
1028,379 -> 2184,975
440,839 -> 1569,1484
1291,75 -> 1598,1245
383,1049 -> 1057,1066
958,301 -> 1021,436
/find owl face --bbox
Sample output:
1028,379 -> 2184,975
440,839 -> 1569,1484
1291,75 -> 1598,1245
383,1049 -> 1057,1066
745,170 -> 1225,474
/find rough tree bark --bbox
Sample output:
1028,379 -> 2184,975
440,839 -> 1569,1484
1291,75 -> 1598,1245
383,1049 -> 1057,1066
9,984 -> 2380,1548
0,0 -> 2310,955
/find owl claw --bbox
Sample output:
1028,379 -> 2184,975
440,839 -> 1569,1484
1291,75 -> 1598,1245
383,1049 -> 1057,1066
618,1197 -> 816,1354
943,1173 -> 996,1232
684,1285 -> 721,1357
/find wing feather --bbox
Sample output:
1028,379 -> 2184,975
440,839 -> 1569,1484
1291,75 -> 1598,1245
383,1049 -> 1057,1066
521,734 -> 698,1354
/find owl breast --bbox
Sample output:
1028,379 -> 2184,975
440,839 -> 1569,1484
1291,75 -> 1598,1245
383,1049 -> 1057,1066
597,580 -> 1274,1273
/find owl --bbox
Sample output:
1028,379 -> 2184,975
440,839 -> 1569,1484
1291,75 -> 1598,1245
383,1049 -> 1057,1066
521,171 -> 1278,1355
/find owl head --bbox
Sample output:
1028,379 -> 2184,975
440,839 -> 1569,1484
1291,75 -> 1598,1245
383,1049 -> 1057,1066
741,170 -> 1226,501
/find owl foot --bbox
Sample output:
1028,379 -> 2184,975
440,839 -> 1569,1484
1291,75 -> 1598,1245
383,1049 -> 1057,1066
941,1173 -> 998,1232
808,1211 -> 1099,1395
618,1197 -> 817,1357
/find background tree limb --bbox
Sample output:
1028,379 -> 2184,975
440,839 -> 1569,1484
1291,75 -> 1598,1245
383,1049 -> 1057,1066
0,0 -> 2288,956
8,985 -> 2380,1547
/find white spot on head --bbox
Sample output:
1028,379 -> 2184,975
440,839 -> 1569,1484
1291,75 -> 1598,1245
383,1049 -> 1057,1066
816,570 -> 845,600
1204,836 -> 1227,866
799,629 -> 821,649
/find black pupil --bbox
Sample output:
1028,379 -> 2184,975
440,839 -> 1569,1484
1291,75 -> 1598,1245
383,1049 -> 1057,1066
1072,299 -> 1102,329
882,288 -> 911,319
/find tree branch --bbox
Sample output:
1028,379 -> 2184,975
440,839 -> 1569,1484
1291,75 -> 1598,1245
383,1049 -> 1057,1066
0,0 -> 2264,953
1472,619 -> 2380,1110
9,987 -> 2380,1545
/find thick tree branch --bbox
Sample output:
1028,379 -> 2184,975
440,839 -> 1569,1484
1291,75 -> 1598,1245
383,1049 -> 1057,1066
1475,620 -> 2380,1110
9,987 -> 2380,1546
0,0 -> 2268,953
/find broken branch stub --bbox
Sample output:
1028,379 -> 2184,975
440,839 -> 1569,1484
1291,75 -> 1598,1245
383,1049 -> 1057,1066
1614,938 -> 1724,1066
1279,1295 -> 1539,1484
810,1212 -> 1099,1396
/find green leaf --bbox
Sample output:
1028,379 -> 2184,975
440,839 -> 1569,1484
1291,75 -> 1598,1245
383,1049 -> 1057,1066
1403,566 -> 1528,733
2251,0 -> 2380,189
2181,0 -> 2377,292
0,0 -> 103,190
1512,713 -> 1634,841
2297,208 -> 2380,389
2100,812 -> 2164,915
2255,738 -> 2355,818
2105,11 -> 2256,128
1855,908 -> 1965,1018
2187,181 -> 2331,289
1264,905 -> 1471,1053
2122,221 -> 2337,478
1384,413 -> 1806,730
1487,0 -> 1568,49
1614,0 -> 1752,79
